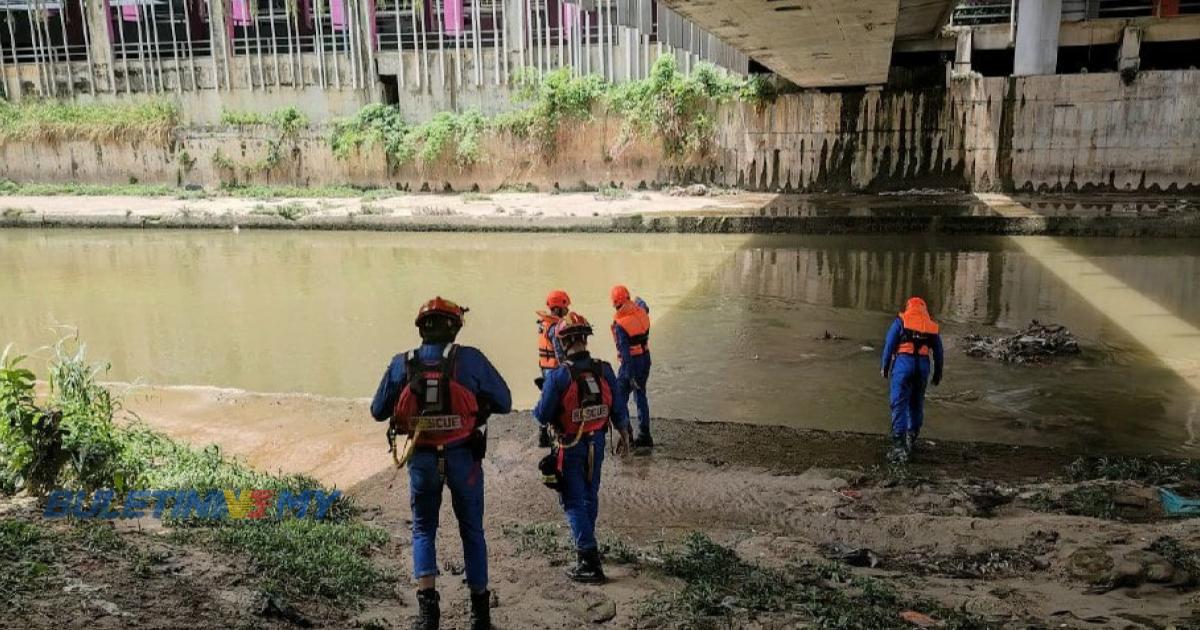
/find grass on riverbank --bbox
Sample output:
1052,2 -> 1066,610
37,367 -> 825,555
639,533 -> 990,629
0,341 -> 391,609
0,100 -> 179,144
0,179 -> 402,200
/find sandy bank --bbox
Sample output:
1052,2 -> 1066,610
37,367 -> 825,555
105,385 -> 1200,628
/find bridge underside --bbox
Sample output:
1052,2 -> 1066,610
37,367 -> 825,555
657,0 -> 955,87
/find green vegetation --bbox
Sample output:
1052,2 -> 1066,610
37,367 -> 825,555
0,179 -> 187,198
0,340 -> 388,606
219,106 -> 309,138
331,58 -> 754,170
173,519 -> 391,603
1065,456 -> 1200,485
606,56 -> 742,158
250,202 -> 312,221
0,342 -> 135,494
502,522 -> 569,557
0,519 -> 59,605
0,179 -> 400,201
330,104 -> 488,168
0,99 -> 179,144
641,533 -> 989,629
493,68 -> 606,156
1029,485 -> 1118,519
594,184 -> 631,201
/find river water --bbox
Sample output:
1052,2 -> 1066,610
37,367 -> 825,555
3,229 -> 1199,455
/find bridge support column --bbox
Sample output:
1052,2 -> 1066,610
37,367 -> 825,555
1014,0 -> 1063,76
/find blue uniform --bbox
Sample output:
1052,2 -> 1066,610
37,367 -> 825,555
371,343 -> 512,591
614,298 -> 652,437
880,318 -> 944,439
533,352 -> 629,552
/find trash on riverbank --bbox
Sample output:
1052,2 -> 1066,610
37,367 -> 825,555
962,321 -> 1081,363
1159,488 -> 1200,518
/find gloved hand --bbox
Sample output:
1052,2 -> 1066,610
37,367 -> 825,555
931,370 -> 942,387
880,367 -> 889,379
534,377 -> 545,391
614,427 -> 633,456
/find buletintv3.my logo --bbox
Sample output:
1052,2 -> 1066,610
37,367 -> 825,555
43,488 -> 342,520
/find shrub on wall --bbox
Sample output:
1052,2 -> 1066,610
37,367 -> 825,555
330,57 -> 755,169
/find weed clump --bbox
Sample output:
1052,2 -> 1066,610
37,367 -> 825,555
502,522 -> 569,558
0,341 -> 384,605
641,533 -> 991,629
183,519 -> 393,603
220,106 -> 309,139
607,57 -> 741,158
0,519 -> 60,605
0,100 -> 179,144
1065,456 -> 1200,485
330,104 -> 488,168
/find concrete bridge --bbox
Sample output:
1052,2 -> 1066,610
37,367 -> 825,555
657,0 -> 958,87
657,0 -> 1198,86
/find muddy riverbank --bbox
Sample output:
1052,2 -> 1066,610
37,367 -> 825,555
2,191 -> 1198,236
5,385 -> 1198,629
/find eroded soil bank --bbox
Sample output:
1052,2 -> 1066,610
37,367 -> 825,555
6,386 -> 1198,629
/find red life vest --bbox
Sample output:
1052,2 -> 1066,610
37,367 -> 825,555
896,300 -> 939,357
612,301 -> 650,358
536,311 -> 561,370
556,361 -> 613,437
392,345 -> 479,447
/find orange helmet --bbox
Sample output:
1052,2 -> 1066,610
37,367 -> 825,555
546,290 -> 571,310
555,312 -> 594,340
415,296 -> 468,327
610,285 -> 631,308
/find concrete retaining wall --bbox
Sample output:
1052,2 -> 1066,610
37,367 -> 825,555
1,70 -> 1196,193
0,114 -> 669,192
714,70 -> 1200,193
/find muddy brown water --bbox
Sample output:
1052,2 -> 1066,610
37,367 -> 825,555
2,229 -> 1199,456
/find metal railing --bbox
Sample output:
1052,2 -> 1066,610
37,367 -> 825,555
950,0 -> 1195,24
1,6 -> 90,64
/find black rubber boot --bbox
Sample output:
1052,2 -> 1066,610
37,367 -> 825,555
904,431 -> 919,456
538,425 -> 552,448
632,433 -> 654,450
887,435 -> 909,465
412,588 -> 440,630
566,549 -> 606,583
469,589 -> 491,630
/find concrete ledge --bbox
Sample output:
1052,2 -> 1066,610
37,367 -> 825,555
4,210 -> 1199,237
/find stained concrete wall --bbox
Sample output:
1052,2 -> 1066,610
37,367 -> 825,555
1,70 -> 1196,193
0,114 -> 667,192
713,70 -> 1199,193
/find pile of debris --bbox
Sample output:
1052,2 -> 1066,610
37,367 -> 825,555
963,321 -> 1081,364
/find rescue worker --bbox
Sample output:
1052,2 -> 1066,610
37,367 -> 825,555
880,296 -> 944,463
610,285 -> 653,449
534,312 -> 632,583
535,290 -> 572,447
370,297 -> 512,630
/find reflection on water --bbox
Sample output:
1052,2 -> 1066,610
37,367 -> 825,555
1,230 -> 1197,455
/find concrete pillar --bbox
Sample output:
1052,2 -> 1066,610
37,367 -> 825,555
1118,26 -> 1142,74
207,0 -> 232,90
954,30 -> 973,74
503,0 -> 523,57
83,0 -> 115,91
1013,0 -> 1062,76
